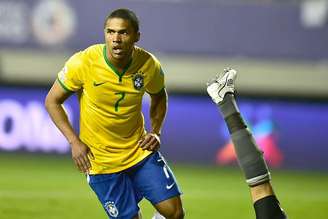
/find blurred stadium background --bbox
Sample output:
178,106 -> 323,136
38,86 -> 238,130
1,0 -> 328,218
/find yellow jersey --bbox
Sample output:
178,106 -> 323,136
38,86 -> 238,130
57,44 -> 165,174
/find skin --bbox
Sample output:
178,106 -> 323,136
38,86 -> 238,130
103,17 -> 164,152
104,17 -> 184,219
207,70 -> 283,216
104,17 -> 140,72
45,16 -> 184,219
250,182 -> 275,203
45,81 -> 91,174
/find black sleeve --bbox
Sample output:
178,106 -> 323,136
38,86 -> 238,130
254,195 -> 287,219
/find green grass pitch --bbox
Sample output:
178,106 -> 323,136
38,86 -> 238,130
0,153 -> 327,219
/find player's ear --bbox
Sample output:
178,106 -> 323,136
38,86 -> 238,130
135,31 -> 140,42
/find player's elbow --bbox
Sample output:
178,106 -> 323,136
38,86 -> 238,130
44,92 -> 60,113
44,93 -> 53,113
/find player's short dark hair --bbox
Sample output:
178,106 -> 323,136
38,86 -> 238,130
104,8 -> 139,33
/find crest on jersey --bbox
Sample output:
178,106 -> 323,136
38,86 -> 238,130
132,72 -> 144,90
104,201 -> 119,218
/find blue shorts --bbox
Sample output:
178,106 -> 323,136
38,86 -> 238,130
87,151 -> 182,219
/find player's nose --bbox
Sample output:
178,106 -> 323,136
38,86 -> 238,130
112,33 -> 122,42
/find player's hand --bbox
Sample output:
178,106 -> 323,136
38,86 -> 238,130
138,133 -> 161,151
70,139 -> 92,174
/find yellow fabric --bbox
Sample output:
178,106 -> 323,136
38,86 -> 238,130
57,44 -> 165,174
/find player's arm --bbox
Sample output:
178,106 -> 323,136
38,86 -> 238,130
139,88 -> 167,151
149,88 -> 167,136
45,80 -> 91,173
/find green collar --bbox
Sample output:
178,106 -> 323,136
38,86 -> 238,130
103,45 -> 132,82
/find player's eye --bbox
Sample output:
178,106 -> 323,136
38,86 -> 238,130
118,30 -> 128,35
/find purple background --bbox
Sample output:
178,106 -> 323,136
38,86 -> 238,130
1,86 -> 328,171
1,0 -> 328,60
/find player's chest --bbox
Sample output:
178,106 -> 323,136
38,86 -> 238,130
84,65 -> 148,107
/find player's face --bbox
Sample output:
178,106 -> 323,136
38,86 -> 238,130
104,18 -> 140,63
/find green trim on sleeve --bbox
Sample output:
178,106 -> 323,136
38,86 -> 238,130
147,87 -> 165,95
57,78 -> 74,93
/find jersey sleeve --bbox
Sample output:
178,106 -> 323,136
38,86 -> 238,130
145,57 -> 165,94
57,52 -> 86,92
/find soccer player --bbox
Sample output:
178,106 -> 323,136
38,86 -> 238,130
207,68 -> 287,219
45,8 -> 184,219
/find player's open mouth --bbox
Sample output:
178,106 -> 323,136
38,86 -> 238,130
113,46 -> 123,55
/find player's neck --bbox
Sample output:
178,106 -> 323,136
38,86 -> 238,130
111,58 -> 129,71
107,49 -> 133,73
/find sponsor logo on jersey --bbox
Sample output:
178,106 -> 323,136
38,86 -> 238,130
93,81 -> 106,87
